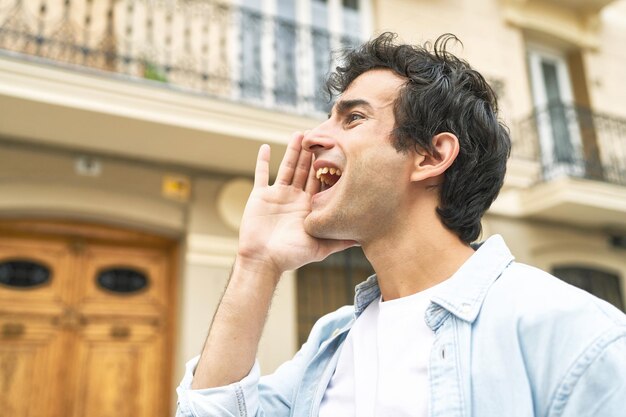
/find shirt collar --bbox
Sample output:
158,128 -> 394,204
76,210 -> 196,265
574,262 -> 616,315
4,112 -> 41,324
354,274 -> 380,316
352,235 -> 514,323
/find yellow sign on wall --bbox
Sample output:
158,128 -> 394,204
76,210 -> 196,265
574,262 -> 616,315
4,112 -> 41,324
162,174 -> 191,202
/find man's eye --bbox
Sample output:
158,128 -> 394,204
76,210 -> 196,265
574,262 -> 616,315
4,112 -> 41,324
347,113 -> 364,124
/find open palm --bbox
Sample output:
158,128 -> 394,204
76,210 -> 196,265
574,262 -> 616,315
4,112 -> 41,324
237,133 -> 355,275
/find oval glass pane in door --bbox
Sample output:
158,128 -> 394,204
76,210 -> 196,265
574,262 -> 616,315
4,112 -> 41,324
97,268 -> 149,294
0,260 -> 51,288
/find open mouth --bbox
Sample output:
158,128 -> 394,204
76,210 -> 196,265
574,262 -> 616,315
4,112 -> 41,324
315,167 -> 342,192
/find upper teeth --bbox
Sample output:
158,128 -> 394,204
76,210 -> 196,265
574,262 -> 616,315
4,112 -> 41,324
316,167 -> 342,179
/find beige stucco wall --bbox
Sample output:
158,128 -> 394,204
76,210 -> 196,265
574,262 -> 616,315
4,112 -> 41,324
372,0 -> 533,121
0,143 -> 187,234
0,141 -> 301,415
589,1 -> 626,116
372,0 -> 626,121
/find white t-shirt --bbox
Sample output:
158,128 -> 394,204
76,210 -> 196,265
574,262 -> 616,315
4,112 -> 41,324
319,284 -> 441,417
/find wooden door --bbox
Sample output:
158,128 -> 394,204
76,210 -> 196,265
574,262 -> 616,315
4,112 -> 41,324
0,221 -> 177,417
0,236 -> 75,417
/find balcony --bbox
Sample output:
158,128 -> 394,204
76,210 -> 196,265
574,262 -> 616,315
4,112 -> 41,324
0,0 -> 359,114
0,0 -> 361,173
512,0 -> 617,14
494,103 -> 626,229
514,103 -> 626,186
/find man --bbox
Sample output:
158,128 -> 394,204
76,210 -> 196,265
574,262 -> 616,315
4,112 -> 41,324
176,33 -> 626,417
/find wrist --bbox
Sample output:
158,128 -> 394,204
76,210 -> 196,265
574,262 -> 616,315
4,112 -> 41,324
233,254 -> 283,286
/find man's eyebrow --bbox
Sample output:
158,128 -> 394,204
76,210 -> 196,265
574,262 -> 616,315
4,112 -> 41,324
328,99 -> 374,119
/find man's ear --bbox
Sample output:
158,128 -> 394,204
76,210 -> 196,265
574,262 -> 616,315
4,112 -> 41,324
410,132 -> 460,182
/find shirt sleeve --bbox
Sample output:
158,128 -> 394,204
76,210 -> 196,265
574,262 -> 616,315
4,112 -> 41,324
175,306 -> 354,417
551,329 -> 626,417
176,352 -> 316,417
175,357 -> 263,417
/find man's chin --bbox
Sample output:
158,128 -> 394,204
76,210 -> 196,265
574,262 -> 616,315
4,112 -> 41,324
304,211 -> 353,241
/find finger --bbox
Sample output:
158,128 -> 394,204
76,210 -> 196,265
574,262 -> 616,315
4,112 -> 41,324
304,155 -> 320,195
275,132 -> 303,186
291,148 -> 313,190
254,144 -> 271,188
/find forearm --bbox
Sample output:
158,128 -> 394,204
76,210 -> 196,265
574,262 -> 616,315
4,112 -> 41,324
191,256 -> 281,389
189,136 -> 351,389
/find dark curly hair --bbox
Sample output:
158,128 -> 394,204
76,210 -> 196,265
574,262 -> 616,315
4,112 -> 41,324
326,32 -> 511,243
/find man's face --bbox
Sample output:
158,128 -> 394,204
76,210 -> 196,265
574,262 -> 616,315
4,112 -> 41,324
303,69 -> 416,243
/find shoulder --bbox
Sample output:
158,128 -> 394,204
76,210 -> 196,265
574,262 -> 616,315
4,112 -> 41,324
475,261 -> 626,414
487,261 -> 626,327
548,328 -> 626,417
478,260 -> 626,371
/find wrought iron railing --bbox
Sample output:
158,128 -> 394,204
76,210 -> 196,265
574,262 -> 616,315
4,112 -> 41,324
0,0 -> 361,114
512,102 -> 626,186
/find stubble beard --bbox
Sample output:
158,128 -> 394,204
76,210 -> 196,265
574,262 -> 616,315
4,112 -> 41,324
304,206 -> 355,241
304,172 -> 356,240
304,194 -> 386,244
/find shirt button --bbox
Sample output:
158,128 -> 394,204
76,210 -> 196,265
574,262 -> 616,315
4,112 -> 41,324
461,303 -> 471,314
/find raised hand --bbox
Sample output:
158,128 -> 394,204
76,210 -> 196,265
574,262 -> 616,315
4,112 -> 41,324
192,133 -> 355,390
237,132 -> 355,277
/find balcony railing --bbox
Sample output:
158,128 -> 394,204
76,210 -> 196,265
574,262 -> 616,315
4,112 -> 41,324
512,103 -> 626,187
0,0 -> 360,114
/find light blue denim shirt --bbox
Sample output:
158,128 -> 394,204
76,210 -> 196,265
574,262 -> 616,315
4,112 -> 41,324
176,235 -> 626,417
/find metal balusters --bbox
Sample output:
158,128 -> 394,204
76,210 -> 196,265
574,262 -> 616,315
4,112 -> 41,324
99,0 -> 115,71
515,104 -> 626,186
200,11 -> 209,92
174,2 -> 198,89
0,0 -> 361,115
163,3 -> 172,80
239,4 -> 263,100
120,0 -> 134,75
143,1 -> 155,80
35,1 -> 45,54
212,2 -> 230,96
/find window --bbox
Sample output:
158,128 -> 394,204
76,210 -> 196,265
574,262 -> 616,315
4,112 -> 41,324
240,0 -> 265,99
343,0 -> 359,10
311,0 -> 332,110
238,0 -> 368,111
297,247 -> 373,346
0,260 -> 51,289
552,266 -> 624,311
275,0 -> 298,104
97,267 -> 149,294
527,47 -> 584,178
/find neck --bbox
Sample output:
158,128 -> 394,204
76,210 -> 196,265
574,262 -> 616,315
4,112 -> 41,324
362,210 -> 475,301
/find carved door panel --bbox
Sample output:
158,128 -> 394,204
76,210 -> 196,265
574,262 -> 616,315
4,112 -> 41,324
71,319 -> 166,417
75,243 -> 170,320
0,225 -> 174,417
71,243 -> 170,417
0,316 -> 74,417
0,237 -> 75,417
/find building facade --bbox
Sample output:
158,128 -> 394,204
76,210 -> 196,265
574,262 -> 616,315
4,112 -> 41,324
0,0 -> 625,416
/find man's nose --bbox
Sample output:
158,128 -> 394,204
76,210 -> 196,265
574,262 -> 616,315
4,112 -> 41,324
302,121 -> 336,153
